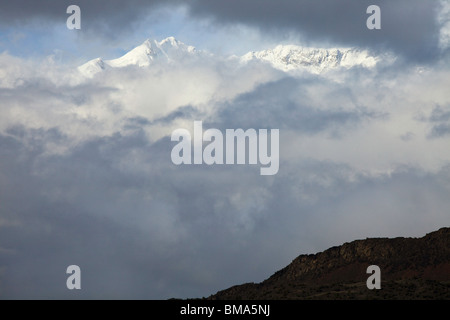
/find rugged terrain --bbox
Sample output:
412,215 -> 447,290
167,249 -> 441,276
209,228 -> 450,299
78,37 -> 381,77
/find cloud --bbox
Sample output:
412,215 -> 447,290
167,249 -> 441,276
1,42 -> 450,299
186,0 -> 444,62
213,76 -> 386,136
0,1 -> 180,39
0,1 -> 447,62
1,125 -> 449,298
421,105 -> 450,138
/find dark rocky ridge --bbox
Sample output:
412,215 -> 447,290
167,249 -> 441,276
209,227 -> 450,299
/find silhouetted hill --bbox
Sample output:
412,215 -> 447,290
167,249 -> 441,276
209,227 -> 450,299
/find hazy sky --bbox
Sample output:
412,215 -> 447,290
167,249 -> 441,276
0,1 -> 449,299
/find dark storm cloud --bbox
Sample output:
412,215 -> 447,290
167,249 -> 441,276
0,127 -> 185,298
213,77 -> 386,135
2,125 -> 450,299
0,0 -> 179,38
0,1 -> 443,61
187,0 -> 442,62
0,124 -> 304,298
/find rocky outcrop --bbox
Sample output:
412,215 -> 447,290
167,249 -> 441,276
209,228 -> 450,299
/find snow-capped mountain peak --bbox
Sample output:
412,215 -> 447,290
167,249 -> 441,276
105,37 -> 196,68
78,37 -> 197,77
241,44 -> 379,74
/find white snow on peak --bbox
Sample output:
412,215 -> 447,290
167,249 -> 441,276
107,37 -> 197,68
78,37 -> 197,77
241,45 -> 379,74
78,37 -> 383,78
77,57 -> 108,77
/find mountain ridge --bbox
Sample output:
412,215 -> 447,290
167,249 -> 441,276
208,227 -> 450,300
240,44 -> 379,73
78,36 -> 382,77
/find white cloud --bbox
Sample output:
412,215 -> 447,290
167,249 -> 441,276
1,38 -> 450,298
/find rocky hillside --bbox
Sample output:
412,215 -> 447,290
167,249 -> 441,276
209,227 -> 450,299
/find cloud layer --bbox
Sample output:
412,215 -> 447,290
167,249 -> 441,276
0,37 -> 449,299
1,1 -> 449,61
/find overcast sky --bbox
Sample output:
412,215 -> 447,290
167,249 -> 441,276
0,1 -> 450,299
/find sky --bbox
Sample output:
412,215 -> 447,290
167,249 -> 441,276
0,1 -> 450,299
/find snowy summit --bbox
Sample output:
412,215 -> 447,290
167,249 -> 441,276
78,37 -> 197,77
78,37 -> 381,77
241,45 -> 379,73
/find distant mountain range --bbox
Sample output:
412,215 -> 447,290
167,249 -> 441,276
78,37 -> 383,77
208,227 -> 450,299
